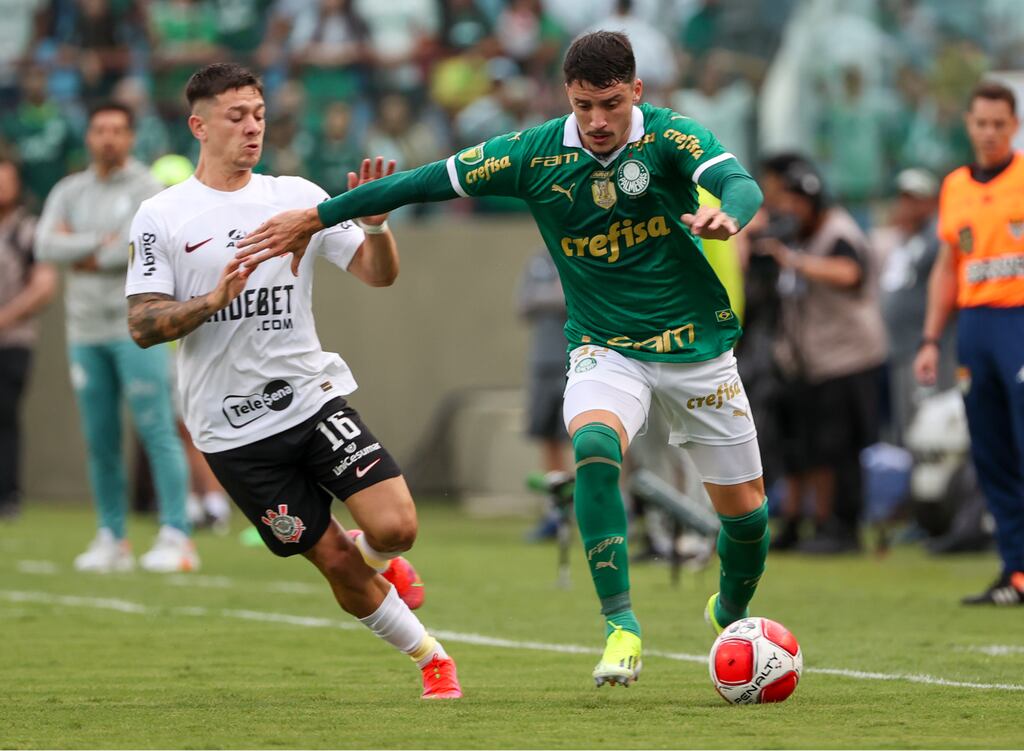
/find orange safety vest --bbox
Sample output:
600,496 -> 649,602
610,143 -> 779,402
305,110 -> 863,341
938,152 -> 1024,309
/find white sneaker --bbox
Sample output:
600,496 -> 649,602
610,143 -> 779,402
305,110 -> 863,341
74,528 -> 135,573
140,526 -> 200,573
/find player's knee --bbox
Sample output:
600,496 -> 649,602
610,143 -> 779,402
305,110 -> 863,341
572,423 -> 622,467
364,512 -> 418,553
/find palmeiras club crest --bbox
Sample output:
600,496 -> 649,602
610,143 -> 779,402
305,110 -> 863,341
261,504 -> 306,543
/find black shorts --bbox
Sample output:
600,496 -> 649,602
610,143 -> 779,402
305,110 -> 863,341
203,397 -> 402,557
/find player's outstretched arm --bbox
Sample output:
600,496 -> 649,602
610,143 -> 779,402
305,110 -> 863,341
683,167 -> 763,241
127,257 -> 249,348
236,159 -> 458,272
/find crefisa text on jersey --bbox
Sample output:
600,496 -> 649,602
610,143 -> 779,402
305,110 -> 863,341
203,284 -> 295,331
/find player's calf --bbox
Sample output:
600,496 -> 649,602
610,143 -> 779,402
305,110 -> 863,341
348,528 -> 425,610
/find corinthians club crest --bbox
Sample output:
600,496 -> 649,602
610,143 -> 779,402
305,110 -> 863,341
261,503 -> 306,544
590,169 -> 617,209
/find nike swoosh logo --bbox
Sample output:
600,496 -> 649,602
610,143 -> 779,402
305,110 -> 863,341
185,238 -> 213,253
355,458 -> 382,479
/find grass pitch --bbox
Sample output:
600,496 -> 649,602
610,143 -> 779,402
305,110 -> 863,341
1,502 -> 1021,749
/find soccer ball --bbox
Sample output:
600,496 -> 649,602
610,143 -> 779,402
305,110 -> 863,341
709,617 -> 802,705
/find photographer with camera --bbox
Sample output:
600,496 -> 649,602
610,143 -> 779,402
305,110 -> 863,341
754,158 -> 888,554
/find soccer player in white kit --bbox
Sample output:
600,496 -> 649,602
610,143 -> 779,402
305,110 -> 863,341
124,63 -> 461,699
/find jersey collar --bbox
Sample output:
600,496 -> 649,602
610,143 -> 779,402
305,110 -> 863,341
563,105 -> 645,167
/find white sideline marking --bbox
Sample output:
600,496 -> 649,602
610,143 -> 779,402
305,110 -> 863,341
4,589 -> 1024,693
166,574 -> 234,588
16,560 -> 59,575
5,590 -> 148,614
265,581 -> 321,595
161,573 -> 321,595
964,645 -> 1024,656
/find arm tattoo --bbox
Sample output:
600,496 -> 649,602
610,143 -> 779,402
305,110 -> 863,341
127,292 -> 220,348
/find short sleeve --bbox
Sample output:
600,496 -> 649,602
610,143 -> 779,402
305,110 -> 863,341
445,132 -> 523,198
299,180 -> 366,271
125,204 -> 175,297
658,112 -> 735,186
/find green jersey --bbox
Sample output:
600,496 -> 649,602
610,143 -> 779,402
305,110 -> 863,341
317,102 -> 762,363
446,103 -> 754,362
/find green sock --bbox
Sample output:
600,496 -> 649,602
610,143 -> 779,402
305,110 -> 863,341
716,500 -> 769,626
604,605 -> 641,638
573,423 -> 640,638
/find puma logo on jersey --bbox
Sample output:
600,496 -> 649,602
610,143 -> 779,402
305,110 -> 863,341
733,408 -> 749,419
551,182 -> 576,203
185,237 -> 213,253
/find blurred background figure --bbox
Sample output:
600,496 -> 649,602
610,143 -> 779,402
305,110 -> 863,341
308,100 -> 364,197
670,48 -> 754,171
588,0 -> 677,103
757,158 -> 887,554
875,167 -> 955,447
288,0 -> 372,116
517,247 -> 570,541
915,82 -> 1024,606
0,157 -> 57,520
35,102 -> 195,573
735,152 -> 810,499
0,64 -> 76,209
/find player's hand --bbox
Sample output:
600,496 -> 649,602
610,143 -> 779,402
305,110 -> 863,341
207,257 -> 251,311
236,207 -> 325,276
350,157 -> 397,227
682,207 -> 739,241
913,342 -> 939,386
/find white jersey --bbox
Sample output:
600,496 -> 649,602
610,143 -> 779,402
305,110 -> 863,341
125,174 -> 365,452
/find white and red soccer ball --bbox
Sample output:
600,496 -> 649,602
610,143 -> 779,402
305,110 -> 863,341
709,617 -> 802,705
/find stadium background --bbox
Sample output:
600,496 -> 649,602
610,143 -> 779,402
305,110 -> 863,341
6,0 -> 1020,502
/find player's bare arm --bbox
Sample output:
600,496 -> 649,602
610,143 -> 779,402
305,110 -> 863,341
127,257 -> 249,348
341,158 -> 400,286
237,157 -> 396,275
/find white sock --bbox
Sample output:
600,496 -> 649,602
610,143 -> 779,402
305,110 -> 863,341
358,586 -> 448,667
354,532 -> 400,573
203,491 -> 231,520
186,493 -> 204,524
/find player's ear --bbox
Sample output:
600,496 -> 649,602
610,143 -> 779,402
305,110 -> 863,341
188,112 -> 205,142
632,78 -> 643,104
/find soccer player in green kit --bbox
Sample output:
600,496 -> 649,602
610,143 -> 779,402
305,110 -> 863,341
237,31 -> 768,689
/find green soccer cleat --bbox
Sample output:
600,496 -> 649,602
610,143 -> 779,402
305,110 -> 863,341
704,592 -> 748,636
592,623 -> 642,687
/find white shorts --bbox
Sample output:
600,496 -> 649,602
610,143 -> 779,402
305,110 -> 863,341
562,346 -> 762,484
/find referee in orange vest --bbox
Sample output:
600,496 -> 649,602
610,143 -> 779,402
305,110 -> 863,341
915,81 -> 1024,605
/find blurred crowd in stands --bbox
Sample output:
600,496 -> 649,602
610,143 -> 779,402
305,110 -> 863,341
2,0 -> 1023,216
